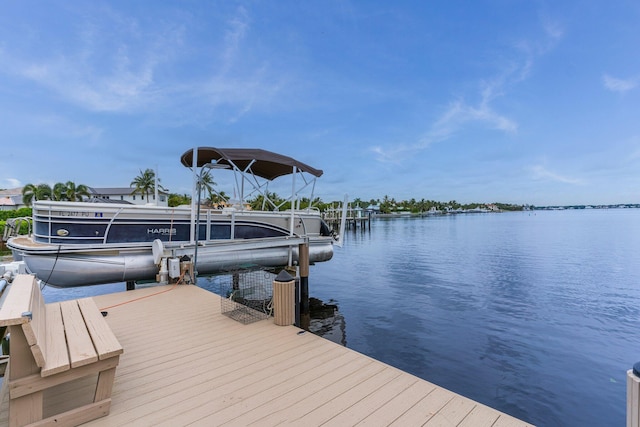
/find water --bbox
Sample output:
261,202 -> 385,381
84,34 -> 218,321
305,209 -> 640,426
38,209 -> 640,426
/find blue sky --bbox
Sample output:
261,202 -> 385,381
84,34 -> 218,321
1,1 -> 639,206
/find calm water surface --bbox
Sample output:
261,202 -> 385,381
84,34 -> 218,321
41,209 -> 640,426
305,209 -> 640,427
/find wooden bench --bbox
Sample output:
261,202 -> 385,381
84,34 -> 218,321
0,274 -> 123,427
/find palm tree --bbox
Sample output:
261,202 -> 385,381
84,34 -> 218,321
248,191 -> 283,211
198,171 -> 217,205
22,183 -> 53,206
210,190 -> 228,207
168,193 -> 191,207
53,182 -> 68,201
380,194 -> 392,214
64,181 -> 91,201
22,184 -> 38,206
130,169 -> 167,202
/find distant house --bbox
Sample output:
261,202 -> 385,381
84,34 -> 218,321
0,188 -> 25,211
89,187 -> 169,206
365,204 -> 381,214
0,195 -> 19,211
0,186 -> 170,210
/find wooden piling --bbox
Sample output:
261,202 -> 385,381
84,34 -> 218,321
295,277 -> 301,327
299,242 -> 310,331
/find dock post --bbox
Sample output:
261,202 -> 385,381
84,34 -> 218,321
628,363 -> 640,427
126,281 -> 135,291
295,276 -> 301,327
299,242 -> 310,331
273,270 -> 295,326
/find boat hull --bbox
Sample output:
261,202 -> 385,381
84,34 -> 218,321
13,237 -> 333,287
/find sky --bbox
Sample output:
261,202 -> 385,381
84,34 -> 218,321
1,1 -> 639,206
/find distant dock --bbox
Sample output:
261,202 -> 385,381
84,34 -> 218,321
323,206 -> 371,231
0,283 -> 532,426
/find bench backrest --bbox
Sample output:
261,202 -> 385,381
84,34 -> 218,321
0,275 -> 47,367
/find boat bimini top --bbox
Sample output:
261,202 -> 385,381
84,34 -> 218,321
180,147 -> 323,212
180,147 -> 323,179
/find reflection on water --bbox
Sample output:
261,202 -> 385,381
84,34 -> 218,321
308,297 -> 346,346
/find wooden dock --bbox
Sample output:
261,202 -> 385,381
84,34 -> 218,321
323,208 -> 371,231
0,284 -> 533,426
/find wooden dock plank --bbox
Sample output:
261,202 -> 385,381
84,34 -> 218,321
98,332 -> 332,425
355,379 -> 438,426
292,367 -> 403,425
114,324 -> 294,385
5,284 -> 533,427
250,360 -> 387,426
459,403 -> 501,427
493,413 -> 536,427
150,345 -> 355,426
322,374 -> 420,426
230,353 -> 372,426
424,394 -> 477,426
388,387 -> 455,426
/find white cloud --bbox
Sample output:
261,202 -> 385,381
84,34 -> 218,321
373,14 -> 561,164
1,178 -> 22,189
220,6 -> 250,75
372,84 -> 519,162
431,96 -> 518,138
28,114 -> 104,143
603,74 -> 638,93
0,5 -> 284,124
541,16 -> 564,45
199,7 -> 286,122
8,51 -> 163,113
0,7 -> 185,113
530,165 -> 584,185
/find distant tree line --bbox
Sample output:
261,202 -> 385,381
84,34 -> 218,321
166,190 -> 526,213
15,170 -> 527,213
168,190 -> 329,212
20,181 -> 91,205
346,197 -> 526,213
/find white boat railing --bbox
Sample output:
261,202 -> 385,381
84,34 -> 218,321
103,207 -> 126,244
2,217 -> 32,242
